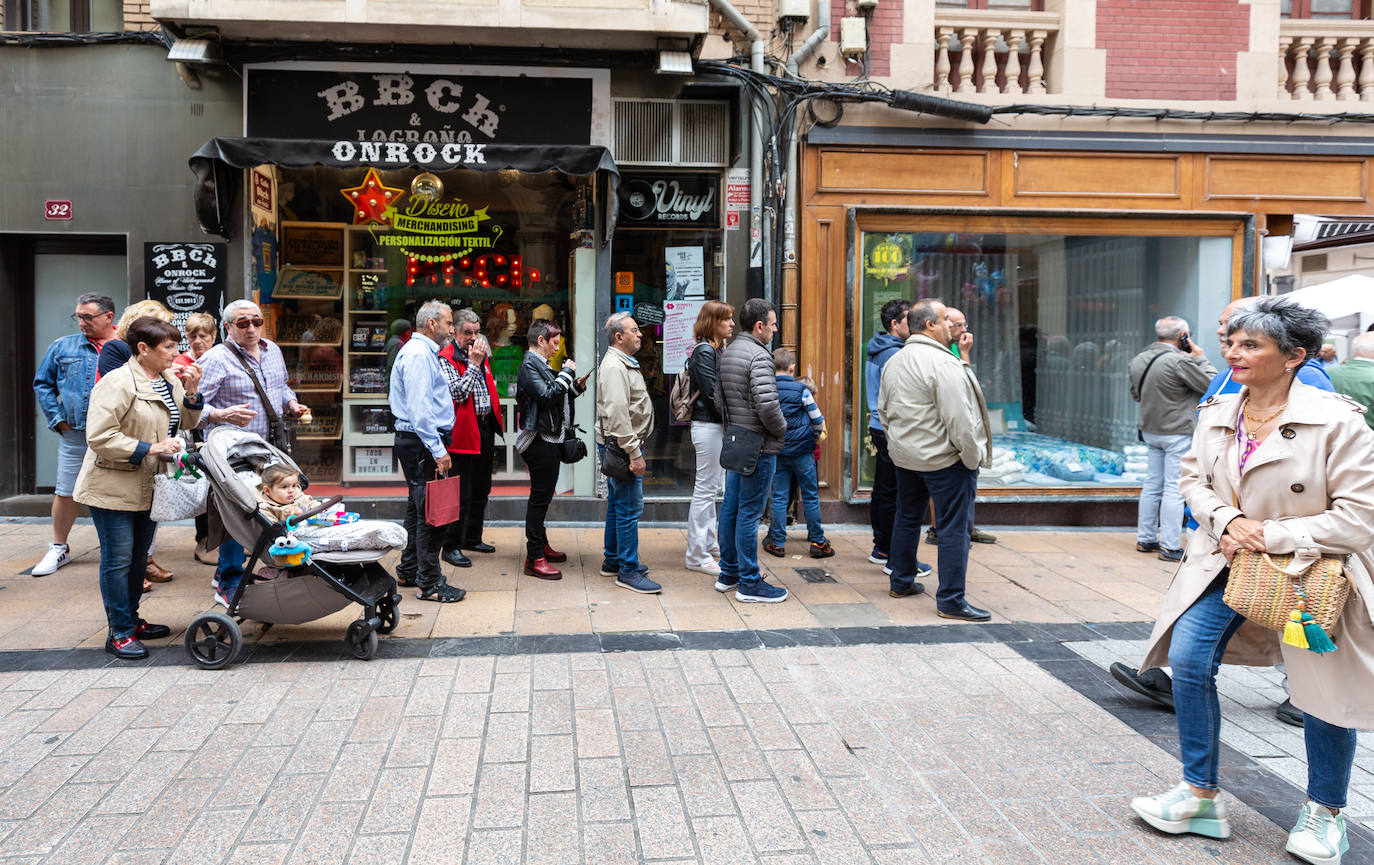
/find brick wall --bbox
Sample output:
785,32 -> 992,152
123,0 -> 158,31
828,0 -> 902,77
1097,0 -> 1248,100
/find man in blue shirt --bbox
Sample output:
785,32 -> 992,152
32,293 -> 117,576
390,300 -> 465,603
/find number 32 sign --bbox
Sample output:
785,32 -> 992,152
44,200 -> 73,221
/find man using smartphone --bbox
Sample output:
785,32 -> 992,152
1128,316 -> 1216,562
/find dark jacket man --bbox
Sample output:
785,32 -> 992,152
718,333 -> 786,454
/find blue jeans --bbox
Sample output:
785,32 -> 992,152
600,446 -> 644,577
1170,575 -> 1356,807
719,454 -> 777,586
1137,431 -> 1192,551
890,461 -> 976,608
217,538 -> 245,600
89,506 -> 157,639
766,454 -> 825,547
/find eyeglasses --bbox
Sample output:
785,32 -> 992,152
70,312 -> 109,323
232,317 -> 265,329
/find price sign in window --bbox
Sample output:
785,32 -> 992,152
352,447 -> 394,475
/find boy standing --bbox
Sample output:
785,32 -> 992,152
764,349 -> 831,558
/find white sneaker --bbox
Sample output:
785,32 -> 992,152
686,560 -> 722,577
32,544 -> 70,577
1130,782 -> 1231,839
1287,801 -> 1348,865
213,589 -> 230,609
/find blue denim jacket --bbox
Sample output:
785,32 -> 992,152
33,333 -> 99,432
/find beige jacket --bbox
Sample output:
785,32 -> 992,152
1140,381 -> 1374,728
877,334 -> 992,472
594,348 -> 654,460
73,360 -> 203,511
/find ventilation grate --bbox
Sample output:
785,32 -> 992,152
795,568 -> 835,584
613,98 -> 730,167
614,100 -> 673,164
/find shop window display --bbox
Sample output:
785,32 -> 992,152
856,230 -> 1232,490
265,165 -> 578,488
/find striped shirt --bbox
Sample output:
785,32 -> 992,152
149,377 -> 181,438
197,339 -> 297,439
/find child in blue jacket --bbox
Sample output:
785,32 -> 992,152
764,349 -> 832,559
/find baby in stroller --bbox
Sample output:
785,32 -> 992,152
254,463 -> 406,556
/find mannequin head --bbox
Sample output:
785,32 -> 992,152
486,302 -> 518,346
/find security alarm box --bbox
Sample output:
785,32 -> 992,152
840,17 -> 867,56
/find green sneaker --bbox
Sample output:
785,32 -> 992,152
1286,800 -> 1348,865
1130,782 -> 1231,839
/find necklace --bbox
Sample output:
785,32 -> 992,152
1241,396 -> 1287,440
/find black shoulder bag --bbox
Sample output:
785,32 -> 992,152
1133,348 -> 1170,443
228,341 -> 294,454
718,351 -> 766,477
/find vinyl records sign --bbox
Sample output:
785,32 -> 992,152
144,242 -> 228,350
618,173 -> 720,229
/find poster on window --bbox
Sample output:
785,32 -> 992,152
664,246 -> 705,300
663,300 -> 705,374
144,242 -> 228,352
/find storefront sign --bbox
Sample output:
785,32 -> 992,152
618,173 -> 720,229
249,166 -> 278,302
246,68 -> 595,145
726,169 -> 750,206
44,200 -> 73,221
144,242 -> 227,351
663,300 -> 706,375
865,237 -> 909,280
377,195 -> 505,263
664,246 -> 705,300
282,226 -> 345,267
352,446 -> 394,475
726,211 -> 739,231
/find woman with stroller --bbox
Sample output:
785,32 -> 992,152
74,317 -> 203,660
1130,297 -> 1374,865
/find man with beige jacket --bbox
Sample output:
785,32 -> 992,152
594,313 -> 660,594
878,299 -> 993,620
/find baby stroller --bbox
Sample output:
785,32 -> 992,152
181,427 -> 403,669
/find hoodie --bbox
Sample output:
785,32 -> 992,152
866,332 -> 905,432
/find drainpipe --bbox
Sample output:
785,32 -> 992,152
781,0 -> 830,355
709,0 -> 768,301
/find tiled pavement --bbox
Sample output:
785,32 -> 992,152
0,518 -> 1369,863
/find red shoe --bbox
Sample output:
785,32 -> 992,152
523,557 -> 562,580
543,544 -> 568,563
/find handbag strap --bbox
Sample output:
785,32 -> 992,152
226,340 -> 283,429
1133,348 -> 1170,401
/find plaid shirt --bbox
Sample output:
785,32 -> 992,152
197,339 -> 298,439
443,349 -> 494,417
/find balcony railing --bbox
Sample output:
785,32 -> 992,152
932,9 -> 1060,95
1279,20 -> 1374,100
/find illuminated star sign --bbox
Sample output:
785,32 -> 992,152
340,168 -> 404,225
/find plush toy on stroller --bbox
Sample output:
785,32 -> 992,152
182,427 -> 405,668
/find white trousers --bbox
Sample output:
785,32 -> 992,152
687,422 -> 725,566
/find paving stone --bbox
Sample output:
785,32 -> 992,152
214,745 -> 292,808
1,752 -> 93,819
692,814 -> 759,865
425,737 -> 481,796
283,719 -> 352,775
573,668 -> 612,709
622,728 -> 674,787
482,710 -> 530,763
285,800 -> 366,865
466,828 -> 525,865
94,748 -> 191,814
532,654 -> 572,691
43,813 -> 136,865
632,785 -> 696,859
164,805 -> 254,865
692,683 -> 746,727
660,705 -> 713,756
575,708 -> 620,758
321,741 -> 385,802
579,757 -> 632,822
403,674 -> 452,717
1,781 -> 109,856
441,692 -> 491,738
605,653 -> 648,688
712,726 -> 773,782
730,780 -> 806,852
348,696 -> 405,744
583,822 -> 641,865
527,791 -> 581,865
648,666 -> 694,708
225,841 -> 293,864
530,734 -> 576,793
455,657 -> 496,693
346,832 -> 409,865
473,762 -> 528,829
532,689 -> 574,736
406,794 -> 472,865
242,772 -> 327,842
766,748 -> 837,811
362,766 -> 427,834
491,671 -> 533,713
673,753 -> 736,817
67,727 -> 161,786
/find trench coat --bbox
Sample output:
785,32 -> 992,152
1140,380 -> 1374,730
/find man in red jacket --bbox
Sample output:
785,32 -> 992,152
439,308 -> 504,567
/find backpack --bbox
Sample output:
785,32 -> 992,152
670,344 -> 702,422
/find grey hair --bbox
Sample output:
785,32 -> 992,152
415,300 -> 450,330
75,293 -> 114,315
454,308 -> 480,328
1352,331 -> 1374,359
906,299 -> 945,333
1155,316 -> 1188,341
604,312 -> 635,342
221,299 -> 261,330
1226,296 -> 1329,361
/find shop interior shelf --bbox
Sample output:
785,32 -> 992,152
349,309 -> 389,315
293,386 -> 343,394
348,350 -> 387,355
277,340 -> 344,347
352,268 -> 388,274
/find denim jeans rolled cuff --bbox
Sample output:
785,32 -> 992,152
89,506 -> 156,639
719,454 -> 776,584
600,445 -> 645,575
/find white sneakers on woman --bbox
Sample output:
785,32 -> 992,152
1287,801 -> 1348,865
1130,782 -> 1231,839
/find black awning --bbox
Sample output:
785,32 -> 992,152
189,136 -> 619,238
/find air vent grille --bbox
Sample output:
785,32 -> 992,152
613,98 -> 730,167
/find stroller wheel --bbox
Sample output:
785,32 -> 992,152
185,612 -> 241,669
346,619 -> 378,660
376,595 -> 399,635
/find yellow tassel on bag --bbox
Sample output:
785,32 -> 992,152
1283,610 -> 1311,650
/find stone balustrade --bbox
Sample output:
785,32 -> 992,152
932,10 -> 1060,96
1279,21 -> 1374,101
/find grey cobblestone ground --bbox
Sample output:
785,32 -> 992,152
0,640 -> 1321,865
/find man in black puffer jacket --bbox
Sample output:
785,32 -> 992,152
715,298 -> 790,603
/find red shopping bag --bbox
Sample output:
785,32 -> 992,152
424,474 -> 461,526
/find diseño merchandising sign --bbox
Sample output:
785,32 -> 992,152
379,196 -> 505,263
618,173 -> 720,230
245,68 -> 594,146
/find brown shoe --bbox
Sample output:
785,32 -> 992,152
145,559 -> 174,582
543,544 -> 568,563
194,543 -> 217,565
523,557 -> 562,580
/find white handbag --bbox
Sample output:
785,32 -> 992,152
150,458 -> 209,523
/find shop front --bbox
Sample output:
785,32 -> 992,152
190,63 -> 616,500
801,132 -> 1374,522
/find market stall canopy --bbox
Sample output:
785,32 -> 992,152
1285,274 -> 1374,323
189,136 -> 619,238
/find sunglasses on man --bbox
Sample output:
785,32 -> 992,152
232,317 -> 265,329
70,312 -> 112,323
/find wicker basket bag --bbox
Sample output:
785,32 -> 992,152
1224,550 -> 1351,653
